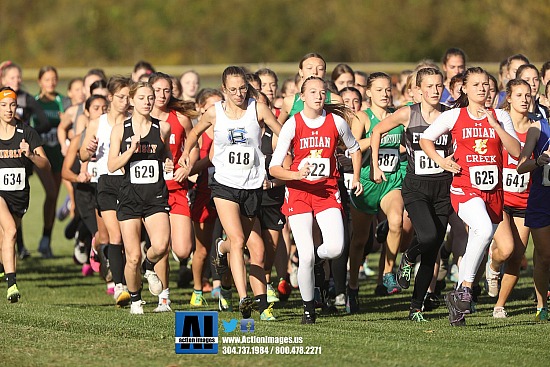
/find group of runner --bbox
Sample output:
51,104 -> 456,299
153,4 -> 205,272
0,49 -> 549,325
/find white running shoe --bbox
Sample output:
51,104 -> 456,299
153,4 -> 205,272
114,283 -> 130,307
267,284 -> 280,303
130,300 -> 145,314
334,293 -> 346,306
493,306 -> 508,318
485,259 -> 500,298
144,270 -> 163,296
154,298 -> 172,312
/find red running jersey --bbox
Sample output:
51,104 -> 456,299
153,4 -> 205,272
287,112 -> 340,191
450,108 -> 503,191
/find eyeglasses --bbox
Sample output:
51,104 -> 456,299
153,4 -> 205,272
114,94 -> 130,102
227,85 -> 248,95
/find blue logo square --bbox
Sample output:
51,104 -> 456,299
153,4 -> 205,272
240,318 -> 255,333
175,311 -> 218,354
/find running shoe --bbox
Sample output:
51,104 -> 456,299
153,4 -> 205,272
130,300 -> 145,315
493,306 -> 508,318
277,278 -> 292,302
73,241 -> 88,265
334,293 -> 346,306
382,273 -> 401,295
260,304 -> 276,321
18,247 -> 31,260
212,238 -> 229,275
239,296 -> 255,319
38,236 -> 53,258
363,259 -> 375,277
375,219 -> 389,243
89,248 -> 101,273
266,283 -> 280,303
114,284 -> 131,307
211,286 -> 221,299
97,245 -> 111,282
485,259 -> 500,298
81,264 -> 93,277
106,282 -> 115,295
409,308 -> 428,322
535,308 -> 549,322
144,270 -> 163,296
7,284 -> 20,303
190,291 -> 207,306
346,286 -> 359,314
374,284 -> 388,296
219,288 -> 232,312
444,291 -> 466,326
154,298 -> 172,312
396,253 -> 414,289
422,292 -> 441,312
56,196 -> 71,221
301,309 -> 316,324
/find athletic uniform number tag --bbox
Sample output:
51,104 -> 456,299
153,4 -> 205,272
503,168 -> 529,193
343,173 -> 353,190
543,164 -> 550,187
87,161 -> 98,183
298,158 -> 330,181
130,160 -> 159,184
0,167 -> 25,191
41,128 -> 59,147
378,148 -> 399,173
470,165 -> 498,191
226,145 -> 254,170
163,163 -> 173,181
414,150 -> 444,175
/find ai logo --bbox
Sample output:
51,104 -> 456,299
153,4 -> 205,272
175,311 -> 219,354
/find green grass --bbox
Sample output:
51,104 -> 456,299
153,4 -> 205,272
1,175 -> 549,367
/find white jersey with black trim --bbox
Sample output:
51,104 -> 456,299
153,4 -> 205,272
212,99 -> 265,189
95,113 -> 123,177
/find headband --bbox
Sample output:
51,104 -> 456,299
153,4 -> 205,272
0,90 -> 16,101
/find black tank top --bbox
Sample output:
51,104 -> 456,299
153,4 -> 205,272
261,125 -> 284,206
0,122 -> 42,196
120,117 -> 167,196
405,103 -> 452,180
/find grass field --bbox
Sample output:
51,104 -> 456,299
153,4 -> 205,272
0,175 -> 549,367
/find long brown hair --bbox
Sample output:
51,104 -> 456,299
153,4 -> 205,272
148,72 -> 199,119
452,67 -> 488,108
500,79 -> 531,112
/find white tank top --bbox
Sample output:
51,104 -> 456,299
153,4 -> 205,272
95,114 -> 123,176
212,99 -> 265,189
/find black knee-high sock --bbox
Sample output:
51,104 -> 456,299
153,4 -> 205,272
16,227 -> 25,253
108,244 -> 125,284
